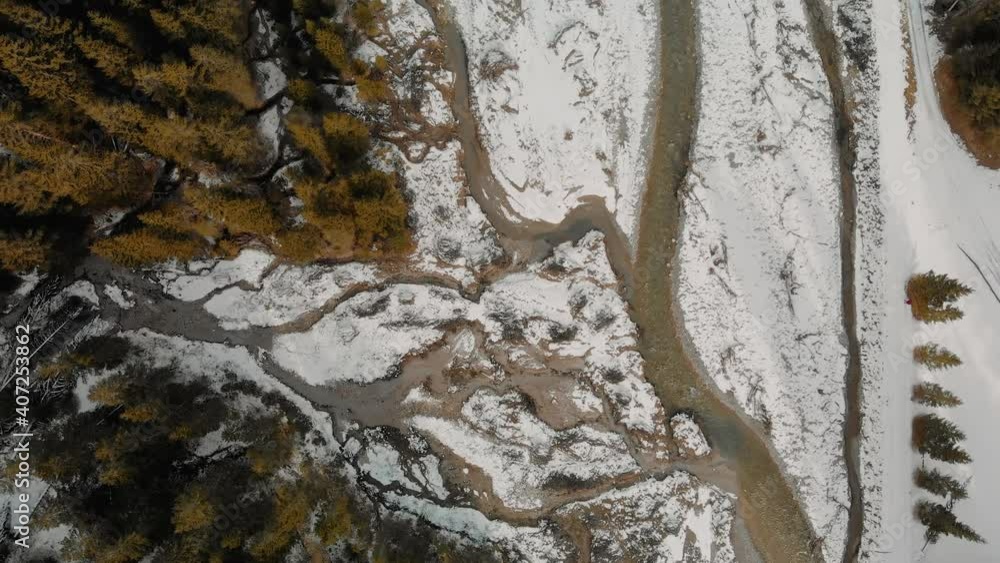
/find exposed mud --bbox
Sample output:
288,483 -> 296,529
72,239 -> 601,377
1,0 -> 865,560
425,0 -> 825,561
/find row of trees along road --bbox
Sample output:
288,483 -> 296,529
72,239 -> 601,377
906,271 -> 984,546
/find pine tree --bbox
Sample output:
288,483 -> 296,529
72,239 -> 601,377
132,61 -> 198,105
288,117 -> 337,173
0,33 -> 88,107
297,177 -> 355,237
356,74 -> 391,104
913,413 -> 972,463
0,232 -> 49,272
190,45 -> 260,109
907,271 -> 973,322
235,417 -> 296,476
968,82 -> 1000,126
87,13 -> 137,51
348,170 -> 410,252
173,487 -> 217,534
184,188 -> 281,237
249,481 -> 312,560
322,112 -> 371,162
139,205 -> 223,240
316,496 -> 357,545
287,78 -> 319,108
922,306 -> 966,323
914,467 -> 968,500
276,225 -> 325,263
912,382 -> 963,407
92,228 -> 205,267
73,33 -> 135,85
352,0 -> 386,37
89,378 -> 128,407
913,343 -> 963,369
96,532 -> 149,563
307,19 -> 352,74
917,500 -> 985,544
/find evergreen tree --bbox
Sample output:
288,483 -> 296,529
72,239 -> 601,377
914,467 -> 968,500
31,354 -> 361,563
288,116 -> 338,173
172,487 -> 217,534
906,271 -> 973,323
322,112 -> 371,163
912,382 -> 963,407
138,204 -> 223,240
913,343 -> 963,370
184,188 -> 281,237
0,0 -> 409,271
917,500 -> 985,545
275,225 -> 326,263
913,413 -> 972,463
92,228 -> 205,267
0,232 -> 49,272
307,19 -> 352,74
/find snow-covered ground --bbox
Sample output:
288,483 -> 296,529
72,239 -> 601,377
355,0 -> 504,285
674,0 -> 849,556
204,261 -> 379,329
670,412 -> 711,458
156,249 -> 273,302
439,0 -> 659,245
411,389 -> 640,511
863,0 -> 1000,560
104,323 -> 733,561
556,473 -> 736,562
123,330 -> 339,459
381,471 -> 736,562
274,233 -> 670,443
392,141 -> 504,284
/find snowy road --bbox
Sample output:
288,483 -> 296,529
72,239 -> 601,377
866,0 -> 1000,560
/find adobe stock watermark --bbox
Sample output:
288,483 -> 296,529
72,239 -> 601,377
10,323 -> 33,550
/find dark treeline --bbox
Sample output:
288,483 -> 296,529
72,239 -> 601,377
0,0 -> 409,281
2,335 -> 503,562
933,0 -> 1000,128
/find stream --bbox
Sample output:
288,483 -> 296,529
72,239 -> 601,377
10,0 -> 867,560
424,0 -> 830,561
797,2 -> 865,561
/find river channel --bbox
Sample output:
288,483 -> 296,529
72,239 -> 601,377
423,0 -> 828,560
